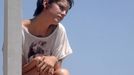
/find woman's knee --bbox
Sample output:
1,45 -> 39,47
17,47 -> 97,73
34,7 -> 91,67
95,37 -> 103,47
54,68 -> 70,75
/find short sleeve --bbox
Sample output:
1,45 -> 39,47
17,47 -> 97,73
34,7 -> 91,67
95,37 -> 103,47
52,24 -> 72,60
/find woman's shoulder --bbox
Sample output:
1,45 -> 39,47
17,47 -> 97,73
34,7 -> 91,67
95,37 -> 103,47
58,23 -> 66,32
21,19 -> 31,28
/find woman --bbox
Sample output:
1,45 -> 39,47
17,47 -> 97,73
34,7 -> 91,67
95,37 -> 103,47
22,0 -> 74,75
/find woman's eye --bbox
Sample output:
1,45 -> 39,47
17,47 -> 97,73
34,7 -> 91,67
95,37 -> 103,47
57,3 -> 68,13
59,5 -> 64,11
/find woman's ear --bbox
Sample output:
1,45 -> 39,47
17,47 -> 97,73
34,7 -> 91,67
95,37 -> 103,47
43,2 -> 47,8
43,0 -> 49,7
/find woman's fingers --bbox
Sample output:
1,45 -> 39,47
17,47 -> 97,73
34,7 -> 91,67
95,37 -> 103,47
36,56 -> 45,71
33,56 -> 56,75
41,65 -> 50,74
38,61 -> 54,75
22,59 -> 37,73
48,67 -> 54,75
40,66 -> 54,75
40,63 -> 47,72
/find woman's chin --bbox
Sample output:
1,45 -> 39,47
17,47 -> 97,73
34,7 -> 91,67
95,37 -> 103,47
52,19 -> 61,24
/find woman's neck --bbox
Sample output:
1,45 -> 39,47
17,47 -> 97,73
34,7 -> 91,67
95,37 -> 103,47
28,15 -> 52,37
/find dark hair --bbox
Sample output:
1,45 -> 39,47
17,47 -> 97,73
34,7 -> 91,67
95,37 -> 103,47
33,0 -> 74,16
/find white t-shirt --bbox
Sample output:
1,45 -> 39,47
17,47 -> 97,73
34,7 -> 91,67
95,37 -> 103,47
22,23 -> 72,63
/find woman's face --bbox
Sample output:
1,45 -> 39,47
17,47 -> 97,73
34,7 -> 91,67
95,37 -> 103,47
45,0 -> 70,24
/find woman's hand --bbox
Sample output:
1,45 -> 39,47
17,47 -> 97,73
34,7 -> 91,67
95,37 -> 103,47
22,55 -> 58,75
22,56 -> 42,75
37,56 -> 58,75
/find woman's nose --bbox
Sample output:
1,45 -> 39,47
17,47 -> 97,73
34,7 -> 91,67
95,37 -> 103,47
61,10 -> 67,16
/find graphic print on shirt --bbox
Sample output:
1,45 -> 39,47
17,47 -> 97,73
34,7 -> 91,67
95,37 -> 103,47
28,41 -> 47,59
